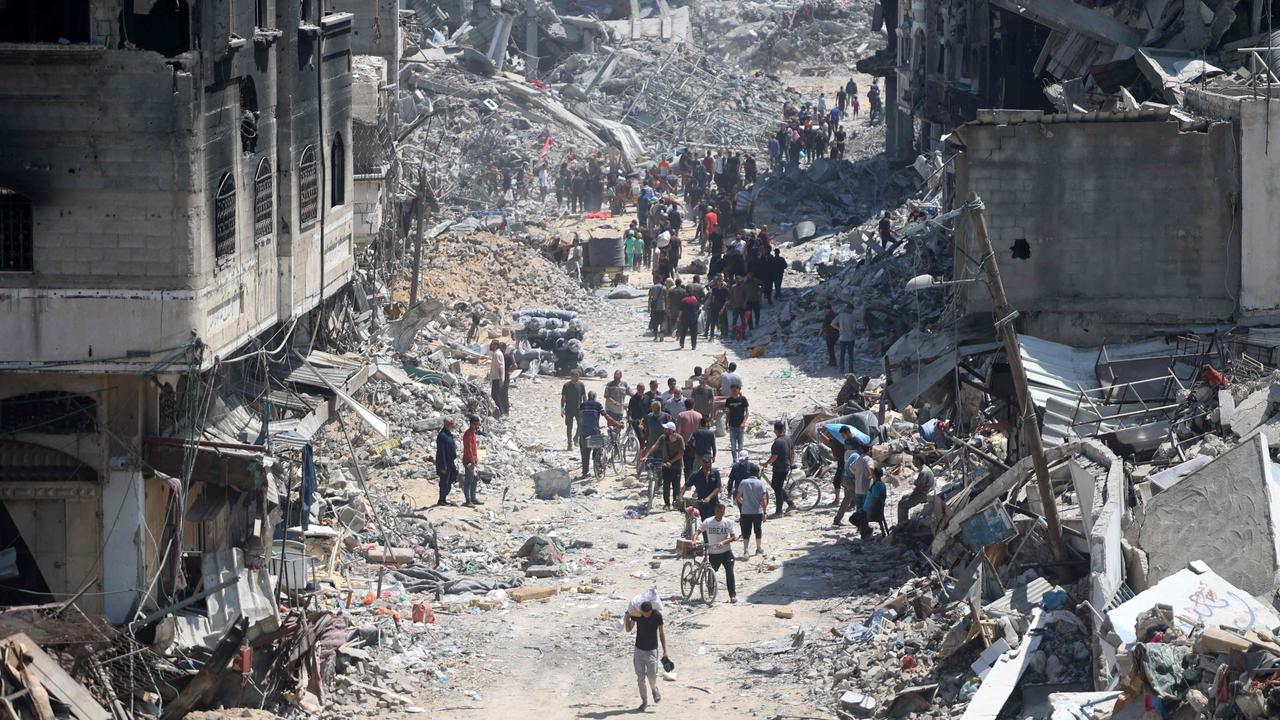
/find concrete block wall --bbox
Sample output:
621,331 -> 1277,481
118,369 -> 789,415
953,118 -> 1241,345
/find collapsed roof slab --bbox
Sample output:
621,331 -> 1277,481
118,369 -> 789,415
1133,433 -> 1280,597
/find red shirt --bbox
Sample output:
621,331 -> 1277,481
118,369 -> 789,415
462,428 -> 479,464
705,211 -> 718,236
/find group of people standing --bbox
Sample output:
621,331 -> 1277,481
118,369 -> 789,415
770,77 -> 881,170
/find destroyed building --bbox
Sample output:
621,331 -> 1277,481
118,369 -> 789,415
0,0 -> 364,623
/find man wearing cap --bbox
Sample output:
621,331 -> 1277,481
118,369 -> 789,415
683,454 -> 723,521
726,450 -> 759,505
637,421 -> 686,510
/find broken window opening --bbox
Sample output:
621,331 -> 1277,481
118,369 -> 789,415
0,0 -> 89,44
215,174 -> 237,261
299,145 -> 319,229
1010,238 -> 1030,260
0,392 -> 97,435
301,0 -> 313,24
330,133 -> 346,208
254,159 -> 274,242
256,0 -> 269,28
240,77 -> 260,154
119,0 -> 191,57
0,187 -> 34,273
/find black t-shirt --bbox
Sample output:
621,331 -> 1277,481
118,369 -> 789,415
628,393 -> 649,420
725,396 -> 749,427
634,611 -> 664,651
688,469 -> 721,501
770,435 -> 793,470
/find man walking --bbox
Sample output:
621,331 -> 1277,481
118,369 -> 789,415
897,451 -> 935,525
488,340 -> 507,416
764,421 -> 796,516
561,369 -> 587,451
434,418 -> 459,507
628,383 -> 649,445
605,370 -> 629,432
676,399 -> 703,479
461,415 -> 484,507
726,450 -> 758,504
691,376 -> 716,422
735,465 -> 768,556
724,384 -> 749,457
637,422 -> 686,510
577,390 -> 620,478
625,602 -> 667,710
683,454 -> 722,521
701,503 -> 739,603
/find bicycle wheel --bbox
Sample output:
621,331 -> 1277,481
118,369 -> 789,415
680,562 -> 697,599
594,449 -> 605,480
700,565 -> 717,604
645,467 -> 657,510
789,477 -> 821,510
621,434 -> 638,465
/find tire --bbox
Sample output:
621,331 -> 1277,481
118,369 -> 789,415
645,468 -> 657,511
622,434 -> 638,465
700,565 -> 717,604
789,477 -> 821,510
680,562 -> 697,599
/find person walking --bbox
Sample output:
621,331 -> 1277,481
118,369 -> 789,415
636,421 -> 686,510
561,369 -> 587,451
641,400 -> 671,449
718,362 -> 743,396
691,376 -> 716,423
701,503 -> 739,602
832,303 -> 858,373
833,438 -> 864,526
434,419 -> 459,507
488,340 -> 507,416
624,602 -> 668,710
764,421 -> 796,516
724,384 -> 749,457
689,414 -> 717,468
897,451 -> 935,525
648,282 -> 668,341
726,449 -> 759,504
677,289 -> 701,350
735,465 -> 768,556
683,454 -> 723,521
628,383 -> 649,445
605,370 -> 629,431
461,415 -> 483,507
577,390 -> 620,478
676,399 -> 703,480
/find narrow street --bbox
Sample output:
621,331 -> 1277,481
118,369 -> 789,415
396,219 -> 908,719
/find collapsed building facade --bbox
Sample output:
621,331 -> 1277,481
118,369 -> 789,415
0,0 -> 380,624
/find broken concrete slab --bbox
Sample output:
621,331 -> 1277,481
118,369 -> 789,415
1106,561 -> 1280,644
365,546 -> 417,564
533,468 -> 572,499
1147,454 -> 1211,494
1133,433 -> 1280,596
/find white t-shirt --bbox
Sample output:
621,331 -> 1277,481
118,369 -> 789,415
701,517 -> 735,554
835,311 -> 857,342
719,372 -> 742,396
488,348 -> 506,381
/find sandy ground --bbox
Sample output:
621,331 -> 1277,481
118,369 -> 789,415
383,223 -> 901,720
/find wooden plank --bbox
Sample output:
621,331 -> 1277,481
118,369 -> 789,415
159,618 -> 247,720
3,634 -> 109,720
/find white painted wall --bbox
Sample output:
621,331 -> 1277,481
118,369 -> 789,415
102,469 -> 145,624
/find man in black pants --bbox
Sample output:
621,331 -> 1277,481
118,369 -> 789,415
700,502 -> 739,603
638,422 -> 686,510
765,421 -> 797,516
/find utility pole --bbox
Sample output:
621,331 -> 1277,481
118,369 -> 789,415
410,166 -> 425,307
966,192 -> 1066,563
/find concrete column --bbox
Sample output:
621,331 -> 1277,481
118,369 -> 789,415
488,14 -> 515,73
102,469 -> 145,624
525,0 -> 538,79
884,73 -> 915,164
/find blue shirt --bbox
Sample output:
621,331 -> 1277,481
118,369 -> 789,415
863,479 -> 886,512
579,399 -> 604,437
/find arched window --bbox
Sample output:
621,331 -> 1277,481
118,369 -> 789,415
330,133 -> 345,207
239,77 -> 259,154
214,174 -> 236,260
0,187 -> 33,272
253,159 -> 273,242
298,145 -> 318,229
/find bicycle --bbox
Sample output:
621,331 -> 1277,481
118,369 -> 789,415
785,467 -> 822,511
585,434 -> 609,479
606,424 -> 639,471
679,542 -> 718,605
641,458 -> 665,511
